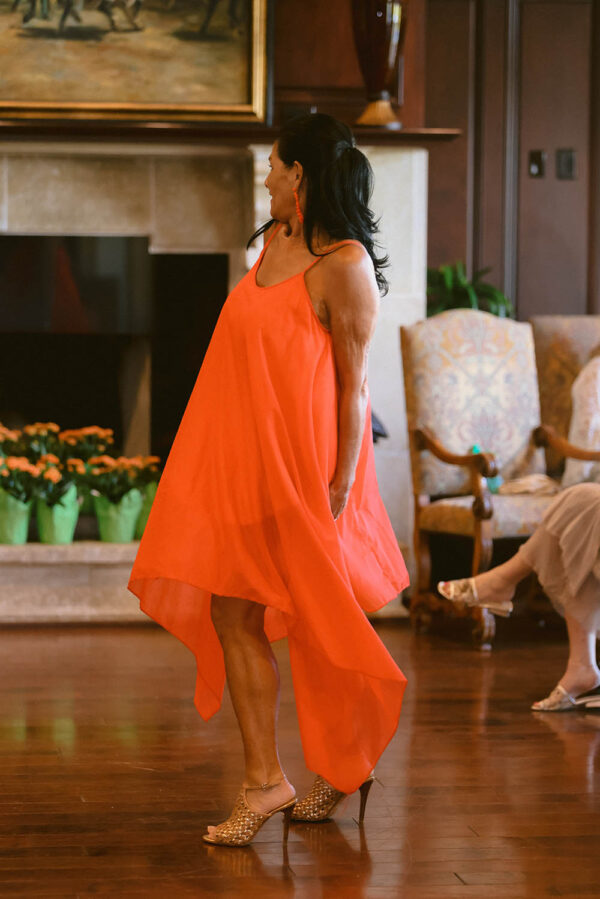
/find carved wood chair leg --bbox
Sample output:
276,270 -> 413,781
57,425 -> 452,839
472,520 -> 493,575
410,526 -> 434,633
470,607 -> 496,651
470,521 -> 496,648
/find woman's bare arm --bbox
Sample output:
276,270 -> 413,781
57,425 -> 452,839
321,245 -> 380,519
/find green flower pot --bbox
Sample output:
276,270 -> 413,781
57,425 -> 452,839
36,483 -> 80,545
0,489 -> 33,544
93,488 -> 143,543
134,481 -> 158,539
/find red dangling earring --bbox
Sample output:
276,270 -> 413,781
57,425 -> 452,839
293,188 -> 304,224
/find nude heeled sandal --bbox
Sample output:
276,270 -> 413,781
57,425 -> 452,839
532,682 -> 600,712
291,773 -> 375,823
202,780 -> 297,847
437,577 -> 513,618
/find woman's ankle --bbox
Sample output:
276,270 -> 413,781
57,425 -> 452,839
244,775 -> 295,814
560,664 -> 600,696
474,568 -> 516,604
244,766 -> 287,789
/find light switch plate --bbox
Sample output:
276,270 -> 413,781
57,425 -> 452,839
556,149 -> 576,180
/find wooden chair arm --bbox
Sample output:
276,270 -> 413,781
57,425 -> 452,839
412,427 -> 495,521
413,427 -> 499,478
533,425 -> 600,462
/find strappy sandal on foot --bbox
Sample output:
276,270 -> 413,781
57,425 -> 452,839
291,774 -> 375,824
532,683 -> 600,712
437,577 -> 513,618
202,781 -> 297,847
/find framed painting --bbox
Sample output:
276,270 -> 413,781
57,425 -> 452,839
0,0 -> 271,122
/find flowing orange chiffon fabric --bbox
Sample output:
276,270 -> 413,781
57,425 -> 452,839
128,231 -> 409,793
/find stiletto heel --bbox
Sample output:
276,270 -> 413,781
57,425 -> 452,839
358,777 -> 373,823
282,803 -> 294,843
291,773 -> 376,823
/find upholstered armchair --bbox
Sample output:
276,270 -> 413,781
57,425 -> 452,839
531,315 -> 600,476
400,309 -> 600,647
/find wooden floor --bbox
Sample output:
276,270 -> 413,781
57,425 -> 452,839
2,620 -> 599,898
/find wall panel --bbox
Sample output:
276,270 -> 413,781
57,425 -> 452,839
517,1 -> 591,318
425,0 -> 476,269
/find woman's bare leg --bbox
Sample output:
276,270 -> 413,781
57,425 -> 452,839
207,595 -> 294,835
559,613 -> 600,696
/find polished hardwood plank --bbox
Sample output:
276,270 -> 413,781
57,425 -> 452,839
1,621 -> 599,897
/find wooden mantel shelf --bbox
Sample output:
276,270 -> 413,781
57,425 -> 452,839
0,120 -> 461,146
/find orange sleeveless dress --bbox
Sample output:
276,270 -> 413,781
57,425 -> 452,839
128,229 -> 409,793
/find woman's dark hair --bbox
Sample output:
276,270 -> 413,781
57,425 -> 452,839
248,113 -> 389,295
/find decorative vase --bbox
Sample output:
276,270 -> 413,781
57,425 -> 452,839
0,489 -> 33,544
134,481 -> 158,540
36,483 -> 80,545
351,0 -> 407,129
93,489 -> 143,543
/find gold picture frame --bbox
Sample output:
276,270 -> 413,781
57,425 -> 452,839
0,0 -> 271,123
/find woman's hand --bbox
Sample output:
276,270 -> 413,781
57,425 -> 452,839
329,479 -> 352,520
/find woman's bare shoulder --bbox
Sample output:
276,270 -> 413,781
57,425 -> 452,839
321,242 -> 376,288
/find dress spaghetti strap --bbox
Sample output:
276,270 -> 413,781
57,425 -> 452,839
303,239 -> 366,274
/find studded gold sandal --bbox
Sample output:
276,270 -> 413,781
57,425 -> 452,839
437,577 -> 513,618
291,774 -> 375,824
202,781 -> 297,847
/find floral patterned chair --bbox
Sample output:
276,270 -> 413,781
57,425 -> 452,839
531,315 -> 600,476
400,309 -> 600,647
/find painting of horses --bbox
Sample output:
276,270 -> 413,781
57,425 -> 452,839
0,0 -> 270,121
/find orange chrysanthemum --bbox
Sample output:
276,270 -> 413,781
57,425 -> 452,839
40,454 -> 61,466
88,455 -> 117,467
0,426 -> 20,441
4,457 -> 41,477
66,458 -> 87,475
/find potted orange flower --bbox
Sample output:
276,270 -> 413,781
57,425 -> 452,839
58,426 -> 114,460
35,455 -> 81,545
0,456 -> 42,544
0,424 -> 25,458
21,422 -> 62,460
87,456 -> 143,542
59,427 -> 115,514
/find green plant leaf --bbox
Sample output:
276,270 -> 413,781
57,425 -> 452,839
455,261 -> 468,286
440,264 -> 454,292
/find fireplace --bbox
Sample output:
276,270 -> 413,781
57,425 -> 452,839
0,234 -> 228,460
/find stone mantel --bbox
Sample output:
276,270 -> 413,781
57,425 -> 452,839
0,135 -> 428,619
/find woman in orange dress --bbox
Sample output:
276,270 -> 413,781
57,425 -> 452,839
128,113 -> 409,846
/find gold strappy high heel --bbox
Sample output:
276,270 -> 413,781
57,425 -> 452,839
202,780 -> 297,847
437,577 -> 513,618
291,774 -> 375,823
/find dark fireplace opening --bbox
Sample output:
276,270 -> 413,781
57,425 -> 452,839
151,252 -> 228,461
0,333 -> 132,448
0,235 -> 229,459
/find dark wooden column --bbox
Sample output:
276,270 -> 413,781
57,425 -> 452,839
425,0 -> 477,271
589,0 -> 600,313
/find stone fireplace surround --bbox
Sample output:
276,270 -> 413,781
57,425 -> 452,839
0,138 -> 427,621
